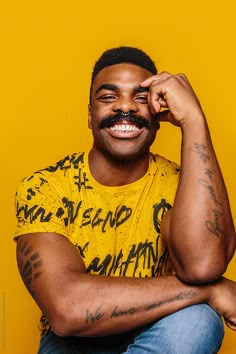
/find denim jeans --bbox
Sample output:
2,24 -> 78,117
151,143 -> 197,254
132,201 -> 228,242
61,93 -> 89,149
38,304 -> 224,354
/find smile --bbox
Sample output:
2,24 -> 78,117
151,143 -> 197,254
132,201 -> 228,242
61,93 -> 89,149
109,124 -> 140,133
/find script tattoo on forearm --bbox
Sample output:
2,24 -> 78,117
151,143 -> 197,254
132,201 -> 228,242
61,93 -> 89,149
193,143 -> 223,238
193,143 -> 209,163
198,179 -> 221,206
111,306 -> 137,318
85,304 -> 104,324
145,290 -> 196,311
17,238 -> 43,296
205,209 -> 223,238
84,291 -> 197,325
85,304 -> 137,324
204,168 -> 214,181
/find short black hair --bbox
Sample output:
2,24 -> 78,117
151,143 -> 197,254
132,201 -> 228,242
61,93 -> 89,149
89,46 -> 157,102
91,46 -> 157,83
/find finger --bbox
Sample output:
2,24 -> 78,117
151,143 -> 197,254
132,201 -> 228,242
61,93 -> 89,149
141,72 -> 172,87
141,76 -> 161,88
225,319 -> 236,331
147,86 -> 168,114
149,97 -> 168,114
148,96 -> 161,115
156,110 -> 173,122
158,97 -> 168,108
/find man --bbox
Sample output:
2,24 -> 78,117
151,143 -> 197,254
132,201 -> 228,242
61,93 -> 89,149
15,46 -> 236,354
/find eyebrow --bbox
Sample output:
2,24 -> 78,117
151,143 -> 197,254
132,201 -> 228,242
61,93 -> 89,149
95,84 -> 149,95
134,86 -> 149,94
95,84 -> 118,94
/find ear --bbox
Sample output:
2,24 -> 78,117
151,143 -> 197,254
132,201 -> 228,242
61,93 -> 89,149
88,104 -> 92,129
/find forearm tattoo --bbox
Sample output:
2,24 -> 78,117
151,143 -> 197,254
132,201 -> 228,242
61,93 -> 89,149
85,290 -> 196,324
144,290 -> 196,311
205,209 -> 223,238
86,304 -> 105,324
193,143 -> 210,163
193,143 -> 223,238
198,179 -> 221,206
17,238 -> 43,297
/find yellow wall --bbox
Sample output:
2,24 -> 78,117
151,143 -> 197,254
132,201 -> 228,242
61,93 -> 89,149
1,1 -> 236,353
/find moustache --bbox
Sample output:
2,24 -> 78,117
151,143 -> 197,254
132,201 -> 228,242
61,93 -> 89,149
98,112 -> 152,130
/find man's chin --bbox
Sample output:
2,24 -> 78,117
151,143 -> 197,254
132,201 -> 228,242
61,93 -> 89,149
106,149 -> 149,162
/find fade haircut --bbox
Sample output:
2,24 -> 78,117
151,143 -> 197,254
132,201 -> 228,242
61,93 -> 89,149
89,46 -> 157,102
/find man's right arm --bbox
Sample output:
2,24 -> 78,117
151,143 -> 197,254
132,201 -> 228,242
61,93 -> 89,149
16,232 -> 236,337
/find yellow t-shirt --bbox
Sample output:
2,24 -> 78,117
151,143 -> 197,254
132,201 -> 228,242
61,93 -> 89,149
15,152 -> 180,278
15,152 -> 180,334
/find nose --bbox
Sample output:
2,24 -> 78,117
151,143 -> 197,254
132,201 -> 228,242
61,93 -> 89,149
113,95 -> 138,114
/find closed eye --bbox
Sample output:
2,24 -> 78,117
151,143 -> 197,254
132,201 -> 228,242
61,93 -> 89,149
135,95 -> 148,103
97,94 -> 117,103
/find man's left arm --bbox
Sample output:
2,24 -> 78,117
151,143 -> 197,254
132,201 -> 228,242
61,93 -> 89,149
142,72 -> 236,284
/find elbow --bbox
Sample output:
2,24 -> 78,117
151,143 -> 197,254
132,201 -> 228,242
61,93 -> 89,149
47,299 -> 101,338
169,231 -> 236,285
51,315 -> 103,338
45,300 -> 85,337
51,318 -> 74,338
50,313 -> 88,338
49,310 -> 78,337
174,256 -> 228,285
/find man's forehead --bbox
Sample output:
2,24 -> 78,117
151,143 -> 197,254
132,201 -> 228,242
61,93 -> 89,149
92,63 -> 153,88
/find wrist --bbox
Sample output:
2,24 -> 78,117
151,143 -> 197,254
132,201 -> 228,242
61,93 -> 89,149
180,112 -> 207,132
206,277 -> 224,312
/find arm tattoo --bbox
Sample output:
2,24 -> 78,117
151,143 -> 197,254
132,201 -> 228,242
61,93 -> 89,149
204,168 -> 214,181
111,306 -> 137,318
84,291 -> 197,324
198,179 -> 221,206
193,145 -> 223,237
17,238 -> 43,296
85,304 -> 104,324
205,209 -> 223,238
193,143 -> 209,163
145,290 -> 196,311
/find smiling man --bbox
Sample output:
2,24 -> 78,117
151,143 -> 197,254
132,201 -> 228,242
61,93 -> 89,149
15,46 -> 236,354
88,63 -> 159,165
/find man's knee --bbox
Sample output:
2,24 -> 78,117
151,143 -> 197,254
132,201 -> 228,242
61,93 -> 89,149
126,304 -> 224,354
168,304 -> 224,353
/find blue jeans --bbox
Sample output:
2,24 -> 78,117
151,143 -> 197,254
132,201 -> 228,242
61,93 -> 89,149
38,304 -> 224,354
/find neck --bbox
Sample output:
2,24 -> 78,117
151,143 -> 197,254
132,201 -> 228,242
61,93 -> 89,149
88,149 -> 150,186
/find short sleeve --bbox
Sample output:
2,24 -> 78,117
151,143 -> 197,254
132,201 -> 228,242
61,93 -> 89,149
154,154 -> 180,204
14,171 -> 68,239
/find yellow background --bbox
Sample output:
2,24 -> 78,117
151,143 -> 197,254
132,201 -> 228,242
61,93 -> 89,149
1,1 -> 236,353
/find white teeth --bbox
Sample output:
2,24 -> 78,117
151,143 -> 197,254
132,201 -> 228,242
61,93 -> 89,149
109,125 -> 139,132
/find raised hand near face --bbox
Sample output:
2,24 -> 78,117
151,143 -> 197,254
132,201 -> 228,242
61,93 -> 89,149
141,72 -> 205,128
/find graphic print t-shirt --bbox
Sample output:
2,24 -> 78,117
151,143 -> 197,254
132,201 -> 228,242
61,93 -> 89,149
15,152 -> 180,277
15,152 -> 180,333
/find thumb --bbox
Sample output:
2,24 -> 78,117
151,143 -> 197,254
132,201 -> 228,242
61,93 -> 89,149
155,110 -> 180,127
